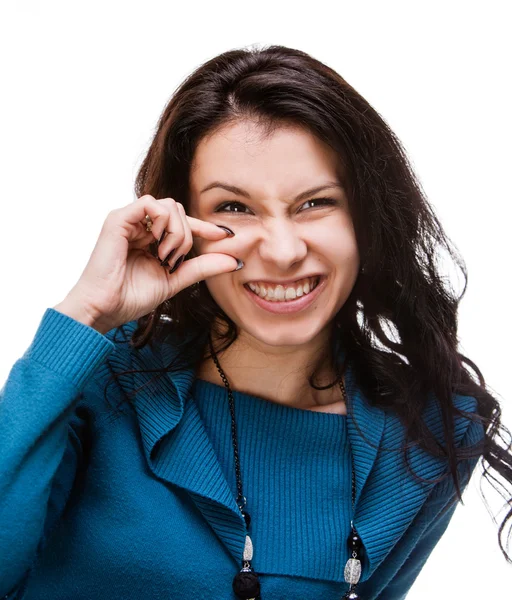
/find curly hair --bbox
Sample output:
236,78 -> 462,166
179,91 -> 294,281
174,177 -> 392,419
105,44 -> 512,562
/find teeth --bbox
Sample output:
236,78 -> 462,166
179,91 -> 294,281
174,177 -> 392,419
247,277 -> 320,302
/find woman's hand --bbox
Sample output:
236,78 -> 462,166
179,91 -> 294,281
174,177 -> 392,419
54,194 -> 239,334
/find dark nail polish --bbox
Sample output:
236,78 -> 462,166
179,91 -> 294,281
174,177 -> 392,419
160,248 -> 177,267
215,224 -> 235,236
233,258 -> 244,271
169,255 -> 184,274
148,241 -> 159,257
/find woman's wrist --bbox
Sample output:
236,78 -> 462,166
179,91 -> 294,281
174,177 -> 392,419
53,296 -> 105,333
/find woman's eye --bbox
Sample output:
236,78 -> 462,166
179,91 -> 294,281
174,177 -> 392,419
298,197 -> 337,211
214,201 -> 250,213
214,197 -> 337,213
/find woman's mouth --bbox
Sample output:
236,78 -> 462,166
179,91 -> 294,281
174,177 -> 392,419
243,275 -> 326,314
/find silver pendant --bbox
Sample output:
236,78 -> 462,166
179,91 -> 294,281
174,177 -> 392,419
344,557 -> 361,585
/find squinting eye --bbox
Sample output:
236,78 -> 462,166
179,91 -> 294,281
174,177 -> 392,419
299,197 -> 338,211
214,201 -> 250,213
214,197 -> 338,214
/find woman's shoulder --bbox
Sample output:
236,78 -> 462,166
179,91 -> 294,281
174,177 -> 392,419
419,389 -> 484,450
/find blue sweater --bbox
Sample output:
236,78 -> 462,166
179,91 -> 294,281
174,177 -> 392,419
0,308 -> 484,599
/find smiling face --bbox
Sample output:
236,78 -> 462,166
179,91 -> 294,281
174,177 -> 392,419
188,120 -> 360,349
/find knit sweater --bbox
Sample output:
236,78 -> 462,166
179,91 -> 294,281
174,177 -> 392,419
0,308 -> 484,600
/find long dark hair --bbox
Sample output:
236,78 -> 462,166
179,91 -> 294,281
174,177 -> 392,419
106,44 -> 512,562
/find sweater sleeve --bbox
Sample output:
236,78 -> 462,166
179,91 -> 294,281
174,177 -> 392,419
372,415 -> 485,600
0,308 -> 115,599
373,495 -> 458,599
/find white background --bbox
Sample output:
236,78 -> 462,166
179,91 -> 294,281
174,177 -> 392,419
0,1 -> 510,597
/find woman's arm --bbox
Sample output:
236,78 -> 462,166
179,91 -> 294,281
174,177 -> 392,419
373,498 -> 458,599
370,417 -> 484,599
0,308 -> 115,598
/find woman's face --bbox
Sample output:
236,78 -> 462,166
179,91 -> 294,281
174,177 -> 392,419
188,120 -> 360,349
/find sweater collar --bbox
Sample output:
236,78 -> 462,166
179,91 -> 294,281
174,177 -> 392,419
110,328 -> 476,583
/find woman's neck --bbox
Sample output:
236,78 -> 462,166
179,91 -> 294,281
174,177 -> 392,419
196,331 -> 347,415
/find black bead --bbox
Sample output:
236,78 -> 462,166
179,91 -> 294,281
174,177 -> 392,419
232,570 -> 261,599
242,510 -> 251,528
348,532 -> 363,554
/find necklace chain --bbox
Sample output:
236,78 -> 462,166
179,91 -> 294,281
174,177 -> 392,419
207,334 -> 363,598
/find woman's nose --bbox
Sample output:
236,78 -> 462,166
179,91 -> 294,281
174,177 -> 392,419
257,220 -> 308,268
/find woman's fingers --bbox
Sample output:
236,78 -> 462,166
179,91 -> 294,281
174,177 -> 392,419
153,199 -> 185,263
168,252 -> 239,293
126,195 -> 231,254
183,214 -> 235,241
166,201 -> 194,268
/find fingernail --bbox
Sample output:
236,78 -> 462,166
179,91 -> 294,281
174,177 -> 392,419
233,258 -> 244,271
215,225 -> 235,236
160,248 -> 177,267
169,255 -> 184,274
148,241 -> 159,257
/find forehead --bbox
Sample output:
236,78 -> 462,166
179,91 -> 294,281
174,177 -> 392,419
189,120 -> 341,190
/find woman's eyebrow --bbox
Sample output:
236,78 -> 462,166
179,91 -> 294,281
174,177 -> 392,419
200,181 -> 343,202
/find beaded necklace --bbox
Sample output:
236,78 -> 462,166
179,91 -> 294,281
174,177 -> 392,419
208,335 -> 365,599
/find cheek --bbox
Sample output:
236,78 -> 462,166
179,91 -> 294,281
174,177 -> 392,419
315,221 -> 358,263
191,239 -> 201,256
191,236 -> 212,258
203,274 -> 237,314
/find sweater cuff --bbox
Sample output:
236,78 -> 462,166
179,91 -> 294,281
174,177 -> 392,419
23,308 -> 115,390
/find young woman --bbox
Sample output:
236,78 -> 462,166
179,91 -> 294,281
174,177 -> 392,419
1,45 -> 510,600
